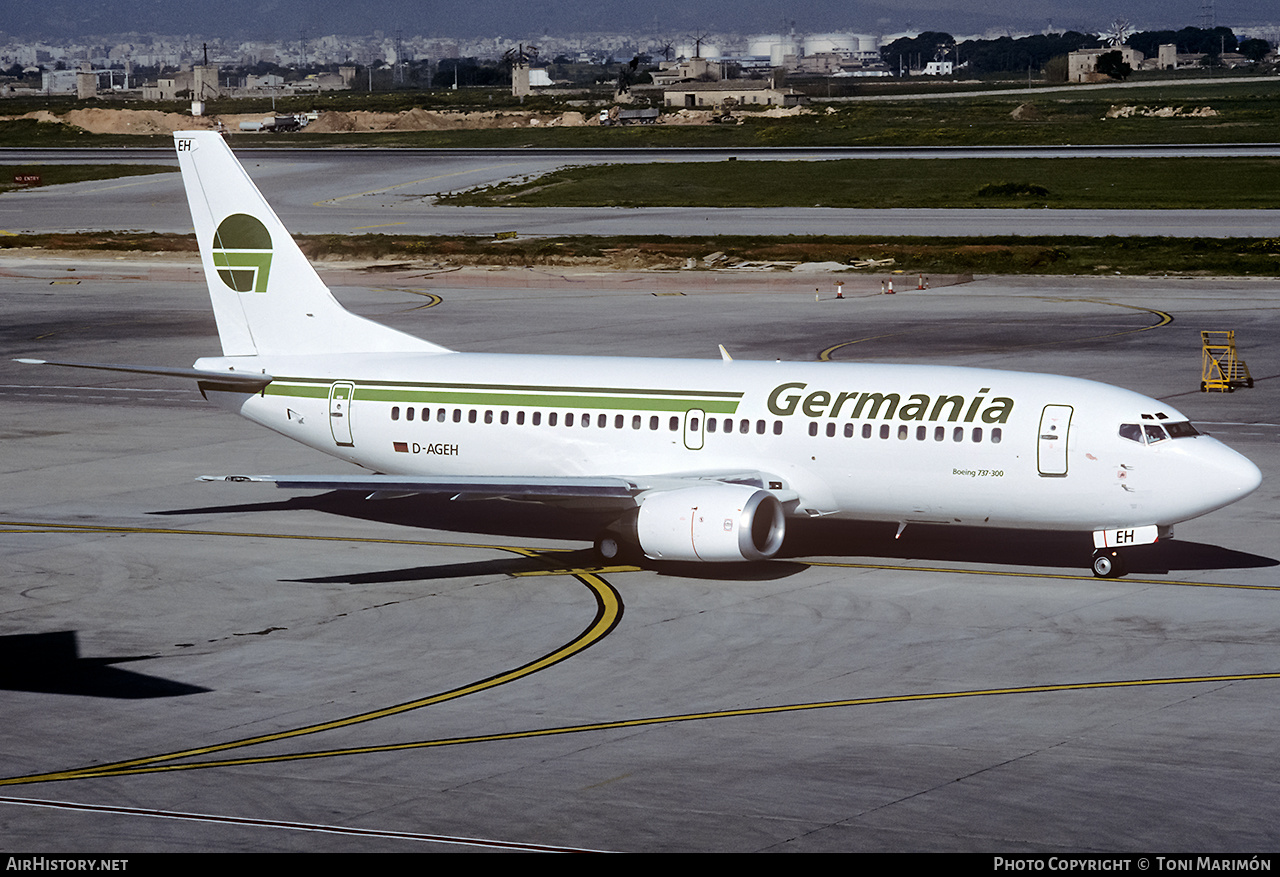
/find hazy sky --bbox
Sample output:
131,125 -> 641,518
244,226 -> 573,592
6,0 -> 1274,41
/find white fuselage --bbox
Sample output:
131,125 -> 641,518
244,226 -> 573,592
196,351 -> 1262,535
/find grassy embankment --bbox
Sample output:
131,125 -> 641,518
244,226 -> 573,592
4,232 -> 1277,277
438,157 -> 1280,210
1,76 -> 1279,148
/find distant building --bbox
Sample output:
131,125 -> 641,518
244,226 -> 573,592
246,73 -> 284,90
141,64 -> 221,100
41,69 -> 78,94
663,80 -> 803,108
1068,47 -> 1142,82
922,60 -> 954,76
651,56 -> 719,86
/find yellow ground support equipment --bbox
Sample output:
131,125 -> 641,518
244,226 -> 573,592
1200,331 -> 1253,392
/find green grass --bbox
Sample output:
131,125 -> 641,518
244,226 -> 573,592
4,231 -> 1277,277
438,157 -> 1280,209
0,162 -> 176,192
3,75 -> 1280,148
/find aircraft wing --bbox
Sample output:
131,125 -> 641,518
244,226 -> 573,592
198,473 -> 644,504
198,470 -> 798,507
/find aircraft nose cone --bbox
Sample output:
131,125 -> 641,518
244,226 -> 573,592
1204,440 -> 1262,509
1230,453 -> 1263,498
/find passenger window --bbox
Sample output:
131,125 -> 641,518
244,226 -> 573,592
880,425 -> 889,439
468,409 -> 477,423
391,406 -> 399,421
406,407 -> 414,421
809,422 -> 818,437
669,416 -> 679,431
862,424 -> 871,439
484,410 -> 493,424
516,411 -> 525,425
583,413 -> 591,428
422,408 -> 429,421
916,426 -> 926,441
453,409 -> 461,423
756,420 -> 766,434
598,414 -> 607,428
844,423 -> 855,438
773,421 -> 783,436
991,428 -> 1002,444
690,417 -> 700,432
500,410 -> 509,425
708,418 -> 717,433
437,409 -> 446,422
549,412 -> 558,426
739,419 -> 749,434
615,414 -> 624,429
1119,423 -> 1143,443
972,427 -> 983,442
1144,424 -> 1168,444
897,425 -> 908,440
953,427 -> 963,442
649,416 -> 659,430
566,413 -> 574,427
632,415 -> 641,429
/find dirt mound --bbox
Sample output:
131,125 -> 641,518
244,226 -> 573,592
757,106 -> 808,118
14,110 -> 63,124
1105,105 -> 1219,119
307,111 -> 359,133
389,107 -> 450,130
1011,103 -> 1043,121
65,108 -> 215,134
662,109 -> 717,125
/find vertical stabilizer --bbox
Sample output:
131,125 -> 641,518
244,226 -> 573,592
174,131 -> 447,357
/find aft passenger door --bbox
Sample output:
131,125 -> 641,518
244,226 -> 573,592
683,408 -> 705,451
328,381 -> 355,447
1037,404 -> 1073,477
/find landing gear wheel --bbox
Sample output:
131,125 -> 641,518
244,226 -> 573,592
1092,549 -> 1127,578
595,534 -> 623,563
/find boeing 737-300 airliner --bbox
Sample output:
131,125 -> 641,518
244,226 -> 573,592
20,131 -> 1263,577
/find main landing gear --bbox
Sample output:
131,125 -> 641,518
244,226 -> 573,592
1091,548 -> 1128,578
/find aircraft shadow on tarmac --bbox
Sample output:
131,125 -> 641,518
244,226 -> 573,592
153,493 -> 1277,580
0,631 -> 210,699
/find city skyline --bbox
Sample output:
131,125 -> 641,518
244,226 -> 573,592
4,0 -> 1276,43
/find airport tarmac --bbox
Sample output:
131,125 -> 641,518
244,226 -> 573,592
1,257 -> 1278,852
3,146 -> 1280,238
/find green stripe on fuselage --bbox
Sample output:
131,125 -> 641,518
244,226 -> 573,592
264,380 -> 742,414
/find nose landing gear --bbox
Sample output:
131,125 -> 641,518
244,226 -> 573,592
1091,548 -> 1127,578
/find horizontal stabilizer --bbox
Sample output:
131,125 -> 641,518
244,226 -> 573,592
17,358 -> 273,390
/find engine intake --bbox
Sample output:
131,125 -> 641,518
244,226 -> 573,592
634,484 -> 786,562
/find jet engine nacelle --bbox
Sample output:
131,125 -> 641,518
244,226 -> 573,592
635,484 -> 786,562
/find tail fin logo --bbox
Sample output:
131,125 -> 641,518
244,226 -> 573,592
211,214 -> 273,293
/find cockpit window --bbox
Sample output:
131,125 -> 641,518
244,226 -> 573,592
1119,423 -> 1143,443
1143,424 -> 1168,444
1165,421 -> 1200,439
